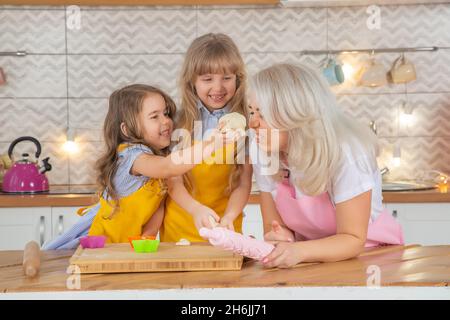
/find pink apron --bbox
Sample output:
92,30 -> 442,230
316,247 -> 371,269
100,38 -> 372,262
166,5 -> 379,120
274,174 -> 404,248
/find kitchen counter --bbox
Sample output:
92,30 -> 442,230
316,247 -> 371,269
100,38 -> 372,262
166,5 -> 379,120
0,185 -> 98,207
0,185 -> 450,207
1,244 -> 450,299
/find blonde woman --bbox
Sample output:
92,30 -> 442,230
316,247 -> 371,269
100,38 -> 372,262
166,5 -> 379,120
160,33 -> 252,242
249,63 -> 403,268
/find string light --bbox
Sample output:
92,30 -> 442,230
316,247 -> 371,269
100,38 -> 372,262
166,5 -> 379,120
393,142 -> 401,167
438,174 -> 449,193
342,63 -> 355,80
400,102 -> 415,127
63,128 -> 78,154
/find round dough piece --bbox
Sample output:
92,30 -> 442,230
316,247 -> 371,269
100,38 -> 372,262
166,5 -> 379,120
219,112 -> 247,132
176,238 -> 191,246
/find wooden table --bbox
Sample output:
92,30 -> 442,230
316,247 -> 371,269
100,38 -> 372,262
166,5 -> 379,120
1,244 -> 450,299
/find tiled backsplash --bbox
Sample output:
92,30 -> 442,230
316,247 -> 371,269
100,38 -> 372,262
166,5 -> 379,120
1,4 -> 450,184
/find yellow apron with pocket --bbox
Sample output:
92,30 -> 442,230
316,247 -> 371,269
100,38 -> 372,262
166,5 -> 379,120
161,141 -> 243,242
84,144 -> 166,243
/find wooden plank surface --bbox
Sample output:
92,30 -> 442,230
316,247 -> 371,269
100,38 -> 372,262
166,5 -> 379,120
0,194 -> 98,207
69,242 -> 244,273
1,245 -> 450,292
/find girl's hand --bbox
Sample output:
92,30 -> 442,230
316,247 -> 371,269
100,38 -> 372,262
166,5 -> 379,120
193,205 -> 220,231
264,220 -> 295,243
261,242 -> 304,268
219,214 -> 235,231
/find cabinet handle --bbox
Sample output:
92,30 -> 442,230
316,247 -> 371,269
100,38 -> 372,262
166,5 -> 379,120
58,215 -> 64,235
392,210 -> 398,218
39,216 -> 45,247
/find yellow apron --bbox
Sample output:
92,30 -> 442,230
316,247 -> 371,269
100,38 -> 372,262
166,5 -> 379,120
161,142 -> 243,242
86,144 -> 166,243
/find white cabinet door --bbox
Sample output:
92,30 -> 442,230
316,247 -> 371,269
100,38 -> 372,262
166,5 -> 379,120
242,204 -> 264,240
385,203 -> 450,245
51,207 -> 83,239
0,207 -> 52,250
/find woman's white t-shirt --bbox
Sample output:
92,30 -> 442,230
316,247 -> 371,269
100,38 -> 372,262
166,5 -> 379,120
250,139 -> 384,222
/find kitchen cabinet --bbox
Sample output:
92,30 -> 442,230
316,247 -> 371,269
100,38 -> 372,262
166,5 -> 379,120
50,207 -> 83,239
0,205 -> 263,249
3,202 -> 449,249
242,202 -> 450,245
0,207 -> 52,250
0,207 -> 82,250
385,203 -> 450,245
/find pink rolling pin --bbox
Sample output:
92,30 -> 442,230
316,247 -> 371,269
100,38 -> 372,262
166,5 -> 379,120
199,227 -> 274,261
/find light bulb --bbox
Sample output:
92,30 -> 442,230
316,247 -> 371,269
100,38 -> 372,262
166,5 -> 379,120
400,103 -> 414,126
63,129 -> 78,154
342,63 -> 355,80
392,143 -> 401,167
393,157 -> 401,167
400,113 -> 413,125
63,140 -> 78,154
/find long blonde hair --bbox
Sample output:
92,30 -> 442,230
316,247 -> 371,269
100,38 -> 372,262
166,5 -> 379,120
250,63 -> 379,196
178,33 -> 248,193
96,84 -> 176,215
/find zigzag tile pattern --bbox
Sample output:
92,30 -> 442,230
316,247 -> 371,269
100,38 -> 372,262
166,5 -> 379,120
198,7 -> 327,52
0,99 -> 67,142
0,9 -> 65,53
244,52 -> 325,76
67,9 -> 197,54
68,99 -> 108,142
69,142 -> 104,184
67,54 -> 183,98
0,56 -> 67,98
328,4 -> 450,50
399,93 -> 450,137
406,50 -> 450,93
378,137 -> 450,180
336,94 -> 403,138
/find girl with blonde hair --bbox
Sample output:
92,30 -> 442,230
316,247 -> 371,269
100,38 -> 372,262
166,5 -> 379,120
249,63 -> 403,267
160,33 -> 253,242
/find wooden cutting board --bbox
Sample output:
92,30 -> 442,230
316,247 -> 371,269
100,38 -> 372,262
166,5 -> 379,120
69,242 -> 243,274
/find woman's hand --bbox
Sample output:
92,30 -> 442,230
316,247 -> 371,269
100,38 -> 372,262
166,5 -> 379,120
261,241 -> 304,268
193,205 -> 220,231
264,220 -> 295,243
219,214 -> 235,231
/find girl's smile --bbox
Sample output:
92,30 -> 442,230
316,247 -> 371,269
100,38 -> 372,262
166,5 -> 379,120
139,93 -> 174,150
160,128 -> 171,138
195,73 -> 237,111
209,93 -> 227,104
